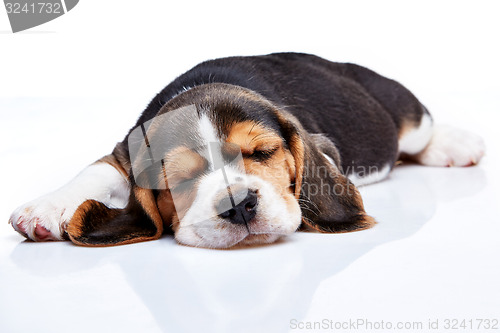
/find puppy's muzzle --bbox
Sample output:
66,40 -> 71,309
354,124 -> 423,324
216,189 -> 258,225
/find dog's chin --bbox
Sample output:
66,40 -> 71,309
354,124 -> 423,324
237,233 -> 283,247
174,224 -> 291,249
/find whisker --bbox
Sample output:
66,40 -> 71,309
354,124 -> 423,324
247,122 -> 257,135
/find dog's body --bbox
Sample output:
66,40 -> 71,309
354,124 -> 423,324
10,53 -> 485,248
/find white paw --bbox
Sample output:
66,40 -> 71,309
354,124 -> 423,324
416,125 -> 486,167
9,192 -> 83,241
9,163 -> 130,242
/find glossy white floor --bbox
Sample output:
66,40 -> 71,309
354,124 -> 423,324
0,94 -> 499,333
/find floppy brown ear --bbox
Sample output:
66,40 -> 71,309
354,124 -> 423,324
275,111 -> 376,233
66,187 -> 163,247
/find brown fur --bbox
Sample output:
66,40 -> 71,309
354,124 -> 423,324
227,120 -> 298,212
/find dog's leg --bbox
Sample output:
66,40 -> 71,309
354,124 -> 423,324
9,155 -> 130,241
399,113 -> 486,167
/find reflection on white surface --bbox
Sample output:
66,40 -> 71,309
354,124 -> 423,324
1,161 -> 493,333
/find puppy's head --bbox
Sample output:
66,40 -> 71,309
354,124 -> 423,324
67,84 -> 374,248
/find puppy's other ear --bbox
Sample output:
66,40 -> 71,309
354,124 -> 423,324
66,187 -> 163,246
275,111 -> 375,233
299,133 -> 376,232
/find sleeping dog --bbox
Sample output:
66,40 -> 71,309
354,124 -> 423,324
9,53 -> 485,248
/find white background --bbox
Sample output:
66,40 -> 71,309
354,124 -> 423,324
1,1 -> 499,332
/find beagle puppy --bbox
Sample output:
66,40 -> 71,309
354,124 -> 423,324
9,53 -> 485,248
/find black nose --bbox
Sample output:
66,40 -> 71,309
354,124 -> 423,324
217,189 -> 258,225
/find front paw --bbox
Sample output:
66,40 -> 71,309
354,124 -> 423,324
9,194 -> 79,241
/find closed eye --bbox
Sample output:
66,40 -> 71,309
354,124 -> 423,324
249,147 -> 279,161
